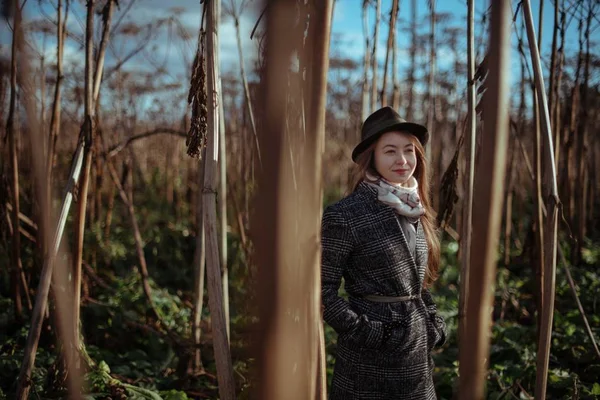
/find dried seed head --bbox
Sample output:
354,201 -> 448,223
186,30 -> 208,159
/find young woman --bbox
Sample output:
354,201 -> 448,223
321,106 -> 447,399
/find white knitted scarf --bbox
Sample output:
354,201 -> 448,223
364,172 -> 425,219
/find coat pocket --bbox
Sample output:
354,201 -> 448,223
339,299 -> 382,350
426,313 -> 447,349
381,306 -> 425,354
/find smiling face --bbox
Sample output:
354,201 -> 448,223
373,131 -> 418,186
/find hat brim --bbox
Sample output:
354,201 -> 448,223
351,122 -> 429,162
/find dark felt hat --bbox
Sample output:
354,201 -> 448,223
352,106 -> 429,162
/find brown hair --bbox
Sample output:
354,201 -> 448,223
349,135 -> 441,287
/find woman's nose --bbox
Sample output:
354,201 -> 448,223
396,155 -> 407,165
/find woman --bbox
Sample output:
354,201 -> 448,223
321,106 -> 447,399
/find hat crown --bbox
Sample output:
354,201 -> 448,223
361,106 -> 407,141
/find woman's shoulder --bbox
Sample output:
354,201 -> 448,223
323,185 -> 375,219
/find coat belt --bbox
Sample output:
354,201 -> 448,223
362,294 -> 419,303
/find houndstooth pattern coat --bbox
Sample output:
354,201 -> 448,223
322,182 -> 447,400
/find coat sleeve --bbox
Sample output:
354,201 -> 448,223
422,288 -> 448,347
321,206 -> 383,348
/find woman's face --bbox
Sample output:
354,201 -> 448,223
373,131 -> 417,186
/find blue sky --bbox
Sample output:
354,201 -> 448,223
0,0 -> 595,118
331,0 -> 589,86
332,0 -> 582,59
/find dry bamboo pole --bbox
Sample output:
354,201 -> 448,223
7,0 -> 23,319
218,67 -> 230,342
46,0 -> 69,207
254,0 -> 330,398
39,40 -> 46,147
548,0 -> 559,159
14,0 -> 84,392
504,140 -> 516,268
458,1 -> 511,399
71,0 -> 95,357
192,146 -> 208,372
550,2 -> 567,168
231,1 -> 262,167
203,0 -> 236,397
575,1 -> 595,260
189,20 -> 208,375
13,1 -> 81,392
17,136 -> 85,399
553,3 -> 566,167
381,0 -> 398,106
426,0 -> 435,157
305,4 -> 333,399
459,0 -> 476,347
361,0 -> 371,122
74,0 -> 115,345
407,0 -> 417,120
72,0 -> 115,356
521,1 -> 561,398
370,0 -> 380,111
391,1 -> 400,110
531,4 -> 546,340
92,1 -> 115,106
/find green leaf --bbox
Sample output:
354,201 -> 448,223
160,390 -> 190,400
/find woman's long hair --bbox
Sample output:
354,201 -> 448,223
349,136 -> 441,287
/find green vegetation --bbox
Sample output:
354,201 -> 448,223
2,183 -> 599,399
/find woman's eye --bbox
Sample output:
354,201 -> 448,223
385,150 -> 395,154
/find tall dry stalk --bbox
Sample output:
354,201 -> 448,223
459,0 -> 476,355
304,4 -> 333,399
531,4 -> 546,338
391,3 -> 400,110
14,0 -> 84,396
504,142 -> 516,268
573,1 -> 595,262
192,146 -> 207,372
188,17 -> 208,375
426,0 -> 436,157
565,16 -> 583,230
72,0 -> 115,354
381,0 -> 399,106
7,0 -> 23,320
92,1 -> 114,106
72,0 -> 96,356
361,0 -> 371,122
46,0 -> 69,204
553,2 -> 566,166
227,0 -> 262,167
407,0 -> 417,119
203,0 -> 236,397
521,1 -> 561,398
217,67 -> 230,341
17,138 -> 86,400
548,0 -> 559,160
458,0 -> 511,398
370,0 -> 381,111
253,0 -> 332,398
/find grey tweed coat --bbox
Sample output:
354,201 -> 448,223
322,182 -> 447,400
